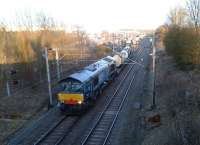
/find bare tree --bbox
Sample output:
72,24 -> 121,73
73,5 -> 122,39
168,7 -> 188,27
36,12 -> 57,48
187,0 -> 200,31
15,10 -> 34,31
36,12 -> 56,31
74,26 -> 85,60
0,21 -> 12,96
0,21 -> 7,77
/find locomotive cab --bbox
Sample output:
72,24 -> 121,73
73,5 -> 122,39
58,79 -> 84,104
57,78 -> 85,112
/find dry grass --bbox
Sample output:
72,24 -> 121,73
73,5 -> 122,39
115,49 -> 200,145
141,50 -> 200,145
0,119 -> 26,144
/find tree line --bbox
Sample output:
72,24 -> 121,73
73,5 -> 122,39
157,0 -> 200,69
0,12 -> 112,94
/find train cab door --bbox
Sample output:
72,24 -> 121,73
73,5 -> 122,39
91,76 -> 99,99
84,82 -> 93,99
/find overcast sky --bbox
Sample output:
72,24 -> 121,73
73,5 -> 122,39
0,0 -> 185,33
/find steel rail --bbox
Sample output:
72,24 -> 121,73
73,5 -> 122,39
80,46 -> 144,145
80,62 -> 139,145
33,116 -> 67,145
102,64 -> 137,145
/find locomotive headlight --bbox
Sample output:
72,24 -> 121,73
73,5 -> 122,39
78,101 -> 82,104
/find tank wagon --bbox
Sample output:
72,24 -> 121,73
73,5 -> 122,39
111,47 -> 130,68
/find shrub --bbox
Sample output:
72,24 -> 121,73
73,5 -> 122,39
95,44 -> 112,57
164,26 -> 200,69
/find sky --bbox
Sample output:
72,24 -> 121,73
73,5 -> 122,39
0,0 -> 185,33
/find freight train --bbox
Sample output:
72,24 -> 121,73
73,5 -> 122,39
57,47 -> 131,113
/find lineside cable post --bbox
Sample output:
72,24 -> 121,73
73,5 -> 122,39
44,48 -> 53,108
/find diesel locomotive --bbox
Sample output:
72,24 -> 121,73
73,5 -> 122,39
57,47 -> 131,113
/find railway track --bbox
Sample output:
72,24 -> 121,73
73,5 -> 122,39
32,45 -> 144,145
80,66 -> 136,145
78,43 -> 146,145
32,63 -> 135,145
33,116 -> 79,145
79,49 -> 144,145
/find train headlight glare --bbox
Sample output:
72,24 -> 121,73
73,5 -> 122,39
78,101 -> 82,104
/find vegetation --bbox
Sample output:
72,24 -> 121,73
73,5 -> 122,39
0,29 -> 84,82
95,44 -> 112,57
158,0 -> 200,69
164,26 -> 200,67
0,12 -> 112,97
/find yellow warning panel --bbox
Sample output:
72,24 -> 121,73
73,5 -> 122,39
58,93 -> 84,104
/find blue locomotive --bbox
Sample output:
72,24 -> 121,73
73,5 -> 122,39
57,57 -> 116,112
57,48 -> 130,113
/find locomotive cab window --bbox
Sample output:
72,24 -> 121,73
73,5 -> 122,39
63,81 -> 83,93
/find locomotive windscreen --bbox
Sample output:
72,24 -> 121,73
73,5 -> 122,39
63,81 -> 83,93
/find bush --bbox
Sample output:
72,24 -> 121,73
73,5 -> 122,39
95,44 -> 112,57
164,26 -> 200,69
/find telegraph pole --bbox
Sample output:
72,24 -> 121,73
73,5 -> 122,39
44,48 -> 53,107
4,56 -> 10,97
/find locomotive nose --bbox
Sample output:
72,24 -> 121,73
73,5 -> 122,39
57,93 -> 84,105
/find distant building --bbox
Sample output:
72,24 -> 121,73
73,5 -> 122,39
118,29 -> 140,40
